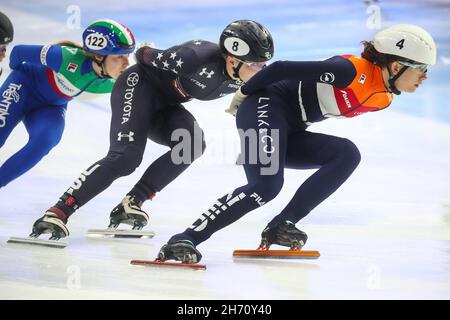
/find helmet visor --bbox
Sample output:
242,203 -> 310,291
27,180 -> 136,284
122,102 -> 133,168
240,60 -> 267,71
398,61 -> 428,74
118,40 -> 134,50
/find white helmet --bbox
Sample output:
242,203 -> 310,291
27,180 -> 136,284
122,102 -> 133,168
374,24 -> 436,65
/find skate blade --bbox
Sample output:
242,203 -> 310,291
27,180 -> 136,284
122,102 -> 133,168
130,259 -> 206,270
7,237 -> 67,248
233,249 -> 320,259
86,229 -> 155,238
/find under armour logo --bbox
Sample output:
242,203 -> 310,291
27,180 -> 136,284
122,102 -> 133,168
199,68 -> 215,78
117,131 -> 135,142
126,72 -> 139,87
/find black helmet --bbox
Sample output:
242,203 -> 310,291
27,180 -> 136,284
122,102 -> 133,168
220,19 -> 273,62
0,12 -> 14,45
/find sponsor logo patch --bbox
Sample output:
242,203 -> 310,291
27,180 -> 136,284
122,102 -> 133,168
67,63 -> 78,73
320,72 -> 335,84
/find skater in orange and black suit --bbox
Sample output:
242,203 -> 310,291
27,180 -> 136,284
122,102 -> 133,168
158,24 -> 436,264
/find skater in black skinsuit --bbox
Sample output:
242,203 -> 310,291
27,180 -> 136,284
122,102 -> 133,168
31,20 -> 274,240
157,24 -> 436,264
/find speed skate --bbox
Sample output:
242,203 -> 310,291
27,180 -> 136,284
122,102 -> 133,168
7,212 -> 69,248
87,196 -> 155,238
130,240 -> 206,270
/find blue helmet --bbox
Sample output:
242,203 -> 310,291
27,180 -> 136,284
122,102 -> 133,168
82,19 -> 135,56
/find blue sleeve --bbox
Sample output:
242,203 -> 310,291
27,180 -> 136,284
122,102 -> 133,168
241,56 -> 357,95
9,45 -> 63,71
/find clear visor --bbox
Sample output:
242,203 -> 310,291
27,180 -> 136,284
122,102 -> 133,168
240,60 -> 267,71
398,61 -> 428,74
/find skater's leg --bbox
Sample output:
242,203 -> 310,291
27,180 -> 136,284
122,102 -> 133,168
47,66 -> 156,219
267,131 -> 361,227
0,71 -> 38,187
0,105 -> 66,187
168,90 -> 290,248
128,104 -> 206,203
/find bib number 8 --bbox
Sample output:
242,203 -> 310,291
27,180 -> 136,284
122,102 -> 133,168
223,37 -> 250,57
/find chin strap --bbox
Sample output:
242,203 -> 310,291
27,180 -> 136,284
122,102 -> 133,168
232,61 -> 244,80
388,65 -> 408,95
94,56 -> 112,78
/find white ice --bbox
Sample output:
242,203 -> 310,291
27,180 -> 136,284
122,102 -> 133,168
0,1 -> 449,300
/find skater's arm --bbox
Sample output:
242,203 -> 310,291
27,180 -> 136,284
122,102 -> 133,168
135,45 -> 200,77
9,45 -> 63,71
241,56 -> 357,95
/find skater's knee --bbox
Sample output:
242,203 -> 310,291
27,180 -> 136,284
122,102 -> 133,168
29,130 -> 63,155
322,137 -> 361,169
101,145 -> 144,176
250,177 -> 284,203
338,138 -> 361,168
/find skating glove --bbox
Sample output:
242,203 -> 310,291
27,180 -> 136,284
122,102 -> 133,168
225,88 -> 248,117
137,41 -> 156,50
134,42 -> 156,63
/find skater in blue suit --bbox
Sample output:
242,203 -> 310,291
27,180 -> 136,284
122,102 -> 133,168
0,19 -> 135,188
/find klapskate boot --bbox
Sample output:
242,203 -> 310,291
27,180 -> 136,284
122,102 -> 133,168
157,240 -> 203,264
109,195 -> 149,230
31,208 -> 70,240
258,221 -> 308,250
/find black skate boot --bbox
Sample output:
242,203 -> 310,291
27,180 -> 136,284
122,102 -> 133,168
109,195 -> 149,230
259,221 -> 308,251
157,240 -> 203,264
31,208 -> 70,240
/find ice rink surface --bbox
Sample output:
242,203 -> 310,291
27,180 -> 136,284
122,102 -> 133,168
0,0 -> 449,299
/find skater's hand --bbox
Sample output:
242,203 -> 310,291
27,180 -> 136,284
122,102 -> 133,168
225,88 -> 248,117
136,41 -> 156,50
134,42 -> 156,63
